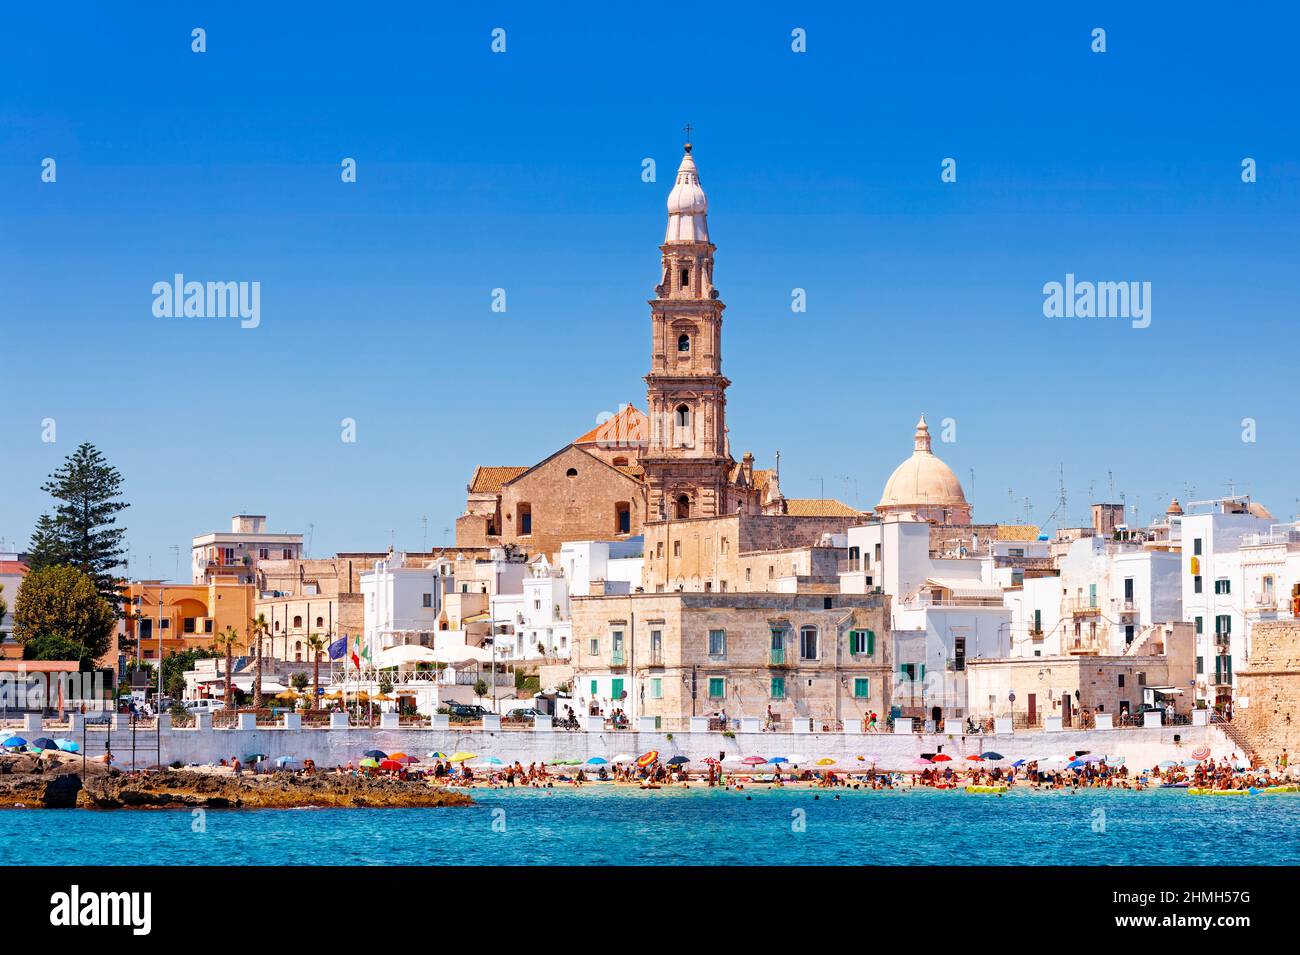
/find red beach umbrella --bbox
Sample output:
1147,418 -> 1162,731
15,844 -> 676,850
701,757 -> 720,765
966,755 -> 985,762
741,755 -> 767,766
378,759 -> 403,771
1190,745 -> 1211,761
636,751 -> 659,768
931,753 -> 953,762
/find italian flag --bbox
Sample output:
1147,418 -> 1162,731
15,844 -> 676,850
352,636 -> 371,669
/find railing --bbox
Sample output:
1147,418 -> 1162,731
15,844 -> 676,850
1067,600 -> 1100,615
610,650 -> 626,666
837,558 -> 867,573
768,648 -> 787,666
647,651 -> 664,667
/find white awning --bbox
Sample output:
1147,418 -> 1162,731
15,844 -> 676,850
375,645 -> 440,667
925,577 -> 1003,599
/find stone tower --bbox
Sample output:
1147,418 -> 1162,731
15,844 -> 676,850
642,142 -> 735,521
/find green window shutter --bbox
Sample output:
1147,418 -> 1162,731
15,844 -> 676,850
708,677 -> 724,699
589,679 -> 597,695
867,630 -> 875,655
919,663 -> 926,680
770,677 -> 784,699
650,678 -> 662,699
1195,616 -> 1203,635
853,678 -> 869,699
1195,655 -> 1203,674
610,678 -> 624,701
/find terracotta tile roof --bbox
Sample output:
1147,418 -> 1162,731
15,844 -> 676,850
995,524 -> 1041,541
0,561 -> 28,575
468,466 -> 530,494
614,465 -> 645,480
784,498 -> 865,518
574,404 -> 648,448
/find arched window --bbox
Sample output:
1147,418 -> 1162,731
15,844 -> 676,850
676,404 -> 690,427
293,615 -> 302,629
517,503 -> 532,535
677,333 -> 691,352
676,495 -> 691,519
565,467 -> 578,478
315,616 -> 324,628
799,626 -> 819,661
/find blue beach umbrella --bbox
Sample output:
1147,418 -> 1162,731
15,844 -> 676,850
980,752 -> 1005,761
1067,760 -> 1087,770
1011,759 -> 1027,767
274,755 -> 298,767
1158,761 -> 1179,769
768,756 -> 790,765
585,756 -> 609,765
29,737 -> 57,751
2,736 -> 26,749
362,750 -> 388,760
55,739 -> 79,752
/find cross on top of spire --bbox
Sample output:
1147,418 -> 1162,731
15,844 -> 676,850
682,122 -> 693,151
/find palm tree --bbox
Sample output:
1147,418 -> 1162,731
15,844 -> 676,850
306,631 -> 328,712
213,626 -> 241,709
250,613 -> 269,708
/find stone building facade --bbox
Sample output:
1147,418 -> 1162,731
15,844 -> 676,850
641,512 -> 861,594
569,591 -> 891,732
1233,620 -> 1300,762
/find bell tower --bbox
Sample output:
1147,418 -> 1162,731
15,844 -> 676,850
643,135 -> 734,521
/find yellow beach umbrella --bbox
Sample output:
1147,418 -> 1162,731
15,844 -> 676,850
816,757 -> 837,766
275,690 -> 300,700
449,751 -> 477,762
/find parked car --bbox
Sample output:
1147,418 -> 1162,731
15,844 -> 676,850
185,699 -> 225,713
502,707 -> 541,720
448,704 -> 489,719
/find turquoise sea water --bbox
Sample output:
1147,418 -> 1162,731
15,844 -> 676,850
2,786 -> 1296,865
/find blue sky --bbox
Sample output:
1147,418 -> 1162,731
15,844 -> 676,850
2,3 -> 1297,578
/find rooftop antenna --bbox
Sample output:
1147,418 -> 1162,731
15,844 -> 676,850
169,545 -> 180,583
1107,471 -> 1115,502
812,476 -> 825,501
421,515 -> 428,552
306,523 -> 315,557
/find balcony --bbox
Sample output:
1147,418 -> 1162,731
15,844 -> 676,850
1068,600 -> 1101,616
837,558 -> 868,573
768,647 -> 789,668
945,659 -> 966,672
610,649 -> 626,668
1211,672 -> 1233,686
647,650 -> 664,667
1029,628 -> 1045,641
1213,633 -> 1231,649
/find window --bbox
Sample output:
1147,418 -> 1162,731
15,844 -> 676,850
1193,538 -> 1203,556
183,618 -> 196,634
707,677 -> 725,699
589,679 -> 598,696
953,637 -> 966,671
566,467 -> 578,478
422,593 -> 432,608
1125,625 -> 1134,645
223,547 -> 235,564
615,502 -> 631,535
650,678 -> 663,699
282,548 -> 293,560
853,678 -> 870,699
708,629 -> 727,657
849,629 -> 875,655
675,404 -> 690,427
1032,609 -> 1042,633
1138,672 -> 1146,686
293,615 -> 303,629
673,540 -> 681,557
675,495 -> 690,519
677,333 -> 690,352
799,626 -> 818,660
899,663 -> 924,682
650,630 -> 663,662
589,638 -> 600,656
679,267 -> 690,288
1214,578 -> 1231,595
315,616 -> 324,628
745,568 -> 751,582
1195,615 -> 1203,635
204,619 -> 213,633
258,548 -> 269,560
1118,674 -> 1125,688
1215,615 -> 1232,635
770,677 -> 786,700
1193,576 -> 1202,594
1124,577 -> 1134,601
517,503 -> 532,535
1196,655 -> 1203,675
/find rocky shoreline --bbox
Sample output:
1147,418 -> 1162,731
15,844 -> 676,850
0,758 -> 473,810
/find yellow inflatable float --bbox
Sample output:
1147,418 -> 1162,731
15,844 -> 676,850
965,785 -> 1008,794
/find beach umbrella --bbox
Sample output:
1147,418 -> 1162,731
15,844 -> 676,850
741,755 -> 767,766
245,754 -> 269,763
29,737 -> 57,751
2,736 -> 26,748
931,753 -> 952,762
55,739 -> 79,753
666,755 -> 689,765
1011,759 -> 1028,768
388,752 -> 409,760
359,758 -> 380,768
701,756 -> 720,765
427,751 -> 448,759
612,753 -> 634,763
1067,760 -> 1087,770
1106,755 -> 1126,765
636,751 -> 660,768
274,690 -> 300,700
274,755 -> 298,767
912,757 -> 933,767
585,756 -> 609,765
1190,745 -> 1211,761
378,759 -> 403,771
396,755 -> 419,765
363,749 -> 388,760
1158,760 -> 1179,769
966,755 -> 985,762
477,756 -> 504,766
815,757 -> 837,766
768,756 -> 789,765
449,751 -> 477,762
980,752 -> 1004,761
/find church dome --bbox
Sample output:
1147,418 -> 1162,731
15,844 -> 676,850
665,145 -> 709,242
877,415 -> 970,518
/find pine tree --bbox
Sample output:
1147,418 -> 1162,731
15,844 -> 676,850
29,443 -> 129,613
